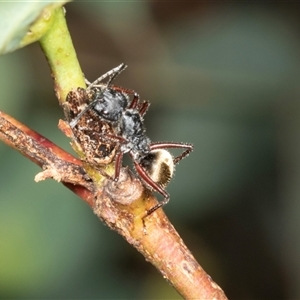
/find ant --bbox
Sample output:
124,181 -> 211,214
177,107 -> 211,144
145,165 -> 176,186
66,64 -> 193,215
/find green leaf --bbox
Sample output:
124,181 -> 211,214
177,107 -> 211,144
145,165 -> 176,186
0,1 -> 71,54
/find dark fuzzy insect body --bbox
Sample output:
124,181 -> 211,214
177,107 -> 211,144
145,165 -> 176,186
64,64 -> 193,215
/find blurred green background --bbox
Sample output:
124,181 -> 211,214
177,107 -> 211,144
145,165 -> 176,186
1,2 -> 300,299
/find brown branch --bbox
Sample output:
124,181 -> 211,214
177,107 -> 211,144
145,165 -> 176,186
0,110 -> 94,206
0,110 -> 227,299
94,183 -> 227,299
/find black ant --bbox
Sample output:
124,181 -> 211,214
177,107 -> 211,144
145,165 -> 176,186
65,64 -> 193,215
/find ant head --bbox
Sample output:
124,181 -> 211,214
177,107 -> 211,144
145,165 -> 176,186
92,88 -> 128,122
88,64 -> 128,123
69,64 -> 128,129
139,149 -> 174,188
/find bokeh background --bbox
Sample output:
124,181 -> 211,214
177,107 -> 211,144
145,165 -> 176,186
1,2 -> 300,299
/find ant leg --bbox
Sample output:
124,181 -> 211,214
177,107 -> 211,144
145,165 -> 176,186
150,142 -> 193,165
113,151 -> 123,181
93,162 -> 122,182
173,146 -> 193,164
133,161 -> 170,216
146,198 -> 170,216
138,101 -> 150,117
124,92 -> 150,115
87,149 -> 123,182
128,93 -> 140,109
111,85 -> 136,96
127,93 -> 150,117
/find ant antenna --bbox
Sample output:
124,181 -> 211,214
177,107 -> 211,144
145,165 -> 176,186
69,63 -> 127,129
86,63 -> 127,91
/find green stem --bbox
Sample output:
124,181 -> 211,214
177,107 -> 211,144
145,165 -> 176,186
39,6 -> 112,183
39,7 -> 85,102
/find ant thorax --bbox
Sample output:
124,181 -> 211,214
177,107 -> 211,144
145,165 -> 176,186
139,149 -> 174,188
119,109 -> 151,159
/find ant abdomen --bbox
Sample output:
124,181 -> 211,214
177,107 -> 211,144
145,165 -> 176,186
139,149 -> 174,189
